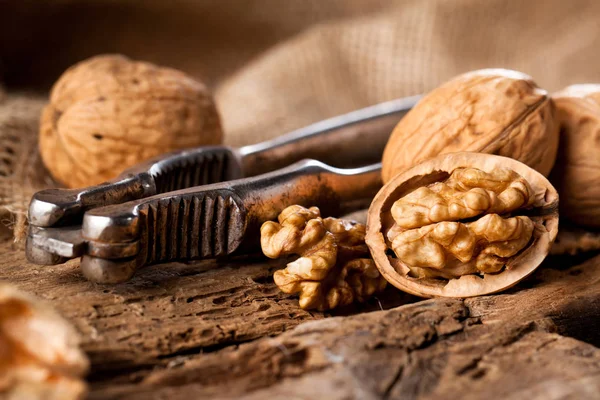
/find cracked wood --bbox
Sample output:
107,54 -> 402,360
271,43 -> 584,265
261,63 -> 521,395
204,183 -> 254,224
0,236 -> 414,373
1,226 -> 599,399
90,255 -> 600,399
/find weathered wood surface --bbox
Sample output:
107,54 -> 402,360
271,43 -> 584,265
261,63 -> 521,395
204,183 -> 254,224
0,229 -> 414,372
1,225 -> 599,399
90,254 -> 600,399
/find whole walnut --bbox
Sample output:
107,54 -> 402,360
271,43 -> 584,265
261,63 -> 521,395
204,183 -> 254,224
381,69 -> 559,183
40,54 -> 223,188
551,84 -> 600,228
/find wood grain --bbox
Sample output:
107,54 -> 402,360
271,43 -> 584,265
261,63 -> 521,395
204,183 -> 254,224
1,230 -> 599,399
86,254 -> 600,399
0,238 -> 414,373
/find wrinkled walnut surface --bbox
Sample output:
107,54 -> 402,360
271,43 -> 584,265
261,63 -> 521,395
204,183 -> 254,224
381,69 -> 559,183
261,205 -> 386,310
40,54 -> 223,188
367,152 -> 559,298
388,168 -> 536,279
389,167 -> 534,229
551,84 -> 600,228
0,284 -> 89,400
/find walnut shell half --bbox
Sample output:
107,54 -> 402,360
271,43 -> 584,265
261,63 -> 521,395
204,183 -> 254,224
381,69 -> 559,183
366,152 -> 558,298
551,84 -> 600,228
40,54 -> 223,188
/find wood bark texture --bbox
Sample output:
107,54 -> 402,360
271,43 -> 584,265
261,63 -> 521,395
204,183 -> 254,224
0,226 -> 599,399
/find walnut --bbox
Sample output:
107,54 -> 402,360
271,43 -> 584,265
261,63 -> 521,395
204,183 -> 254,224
381,69 -> 559,183
550,84 -> 600,228
261,205 -> 386,311
0,284 -> 89,399
39,54 -> 223,188
366,152 -> 558,298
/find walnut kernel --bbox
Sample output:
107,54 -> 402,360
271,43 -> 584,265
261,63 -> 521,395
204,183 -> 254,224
367,152 -> 559,298
261,205 -> 386,310
0,284 -> 89,400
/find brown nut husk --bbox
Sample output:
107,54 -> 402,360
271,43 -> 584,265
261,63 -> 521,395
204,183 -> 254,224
366,152 -> 558,298
0,284 -> 89,399
381,69 -> 559,183
40,54 -> 223,188
261,205 -> 386,311
551,84 -> 600,227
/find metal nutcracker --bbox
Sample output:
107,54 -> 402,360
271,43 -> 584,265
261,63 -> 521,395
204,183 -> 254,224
26,96 -> 419,283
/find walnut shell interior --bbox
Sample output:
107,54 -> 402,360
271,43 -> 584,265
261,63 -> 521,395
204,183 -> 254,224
366,152 -> 559,298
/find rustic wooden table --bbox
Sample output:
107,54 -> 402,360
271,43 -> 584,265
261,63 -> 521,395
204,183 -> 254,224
2,225 -> 599,399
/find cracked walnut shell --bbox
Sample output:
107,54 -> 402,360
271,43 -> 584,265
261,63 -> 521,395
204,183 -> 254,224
550,84 -> 600,228
0,284 -> 89,400
40,54 -> 223,188
381,69 -> 559,183
261,205 -> 386,311
366,152 -> 558,298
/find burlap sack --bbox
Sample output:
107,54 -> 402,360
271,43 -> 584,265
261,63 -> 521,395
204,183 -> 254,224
2,0 -> 600,240
0,89 -> 48,239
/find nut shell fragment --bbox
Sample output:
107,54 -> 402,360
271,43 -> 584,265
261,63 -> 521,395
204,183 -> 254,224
367,152 -> 559,298
381,69 -> 559,183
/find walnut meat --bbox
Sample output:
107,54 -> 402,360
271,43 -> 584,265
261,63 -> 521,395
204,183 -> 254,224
366,152 -> 558,298
0,284 -> 89,399
381,69 -> 559,183
261,205 -> 386,311
550,84 -> 600,227
40,54 -> 223,188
